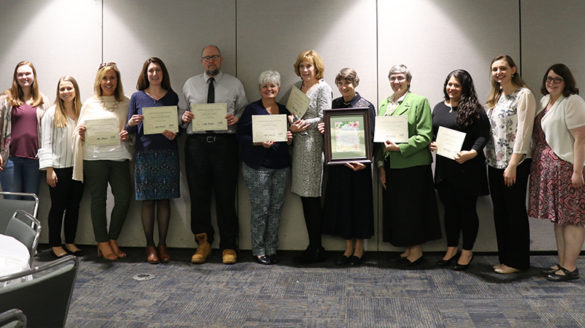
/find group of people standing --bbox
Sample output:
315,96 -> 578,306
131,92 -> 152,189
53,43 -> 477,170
0,49 -> 583,282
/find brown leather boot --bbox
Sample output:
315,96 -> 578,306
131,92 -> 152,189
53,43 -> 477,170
191,233 -> 211,264
222,249 -> 237,264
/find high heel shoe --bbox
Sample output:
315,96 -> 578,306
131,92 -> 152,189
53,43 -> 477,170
109,239 -> 127,258
436,252 -> 459,267
146,246 -> 159,264
453,255 -> 473,271
51,246 -> 68,259
97,242 -> 118,261
157,245 -> 170,263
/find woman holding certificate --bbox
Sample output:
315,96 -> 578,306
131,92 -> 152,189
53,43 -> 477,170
529,64 -> 585,281
289,49 -> 332,263
430,70 -> 490,270
126,57 -> 179,264
0,61 -> 49,197
73,62 -> 132,261
485,55 -> 536,274
321,68 -> 375,266
236,70 -> 291,265
375,64 -> 440,266
38,76 -> 84,258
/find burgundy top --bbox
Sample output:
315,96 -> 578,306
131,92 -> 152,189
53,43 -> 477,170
10,104 -> 39,159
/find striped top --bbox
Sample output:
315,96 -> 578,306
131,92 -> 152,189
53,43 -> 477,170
38,105 -> 77,169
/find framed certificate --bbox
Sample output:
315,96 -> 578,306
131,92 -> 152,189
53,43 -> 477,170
252,114 -> 288,143
373,115 -> 409,143
85,117 -> 120,146
142,106 -> 178,135
191,103 -> 228,132
436,126 -> 466,160
323,107 -> 372,165
286,85 -> 310,119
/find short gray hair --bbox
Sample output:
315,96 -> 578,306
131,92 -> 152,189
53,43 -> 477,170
258,70 -> 280,86
388,64 -> 412,83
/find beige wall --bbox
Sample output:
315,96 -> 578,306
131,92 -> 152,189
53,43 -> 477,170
1,0 -> 583,251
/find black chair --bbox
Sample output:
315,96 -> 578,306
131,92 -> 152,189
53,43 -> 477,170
4,210 -> 41,267
0,308 -> 27,328
0,256 -> 78,328
0,192 -> 39,233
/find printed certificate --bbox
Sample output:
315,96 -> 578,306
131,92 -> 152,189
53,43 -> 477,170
142,106 -> 178,135
373,115 -> 409,143
286,85 -> 310,119
436,126 -> 466,160
191,103 -> 228,132
85,117 -> 120,146
252,114 -> 288,143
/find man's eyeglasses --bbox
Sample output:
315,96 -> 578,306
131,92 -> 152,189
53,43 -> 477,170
201,55 -> 221,61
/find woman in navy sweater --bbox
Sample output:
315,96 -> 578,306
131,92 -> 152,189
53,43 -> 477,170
237,70 -> 292,265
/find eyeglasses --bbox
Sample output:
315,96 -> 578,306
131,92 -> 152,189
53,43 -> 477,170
546,76 -> 564,84
389,76 -> 406,82
201,55 -> 221,61
99,62 -> 117,69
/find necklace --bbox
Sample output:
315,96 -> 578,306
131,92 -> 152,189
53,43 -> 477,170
98,97 -> 119,112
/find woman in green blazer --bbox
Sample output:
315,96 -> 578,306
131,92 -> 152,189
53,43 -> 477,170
375,64 -> 441,266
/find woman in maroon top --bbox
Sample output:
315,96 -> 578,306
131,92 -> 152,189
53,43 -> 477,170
0,61 -> 48,198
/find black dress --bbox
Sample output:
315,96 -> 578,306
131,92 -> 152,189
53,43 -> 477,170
322,94 -> 375,239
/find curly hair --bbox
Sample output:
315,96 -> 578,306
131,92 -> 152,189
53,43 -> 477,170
443,69 -> 484,129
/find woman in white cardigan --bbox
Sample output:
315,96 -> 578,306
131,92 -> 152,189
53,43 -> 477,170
529,63 -> 585,282
73,63 -> 132,261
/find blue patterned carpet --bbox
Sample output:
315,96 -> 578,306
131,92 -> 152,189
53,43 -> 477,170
35,247 -> 585,328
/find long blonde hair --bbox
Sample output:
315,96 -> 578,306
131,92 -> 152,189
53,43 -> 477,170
486,55 -> 528,109
5,61 -> 44,107
54,76 -> 82,128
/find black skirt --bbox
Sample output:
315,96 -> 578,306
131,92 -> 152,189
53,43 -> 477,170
322,164 -> 374,239
382,164 -> 441,246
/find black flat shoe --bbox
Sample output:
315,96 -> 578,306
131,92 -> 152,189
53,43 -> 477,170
546,267 -> 579,282
255,255 -> 271,265
268,254 -> 279,264
350,255 -> 363,266
403,256 -> 424,267
436,255 -> 457,267
65,248 -> 85,257
453,256 -> 473,271
336,255 -> 351,266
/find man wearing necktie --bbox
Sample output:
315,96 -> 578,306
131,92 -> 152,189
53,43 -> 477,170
180,45 -> 247,264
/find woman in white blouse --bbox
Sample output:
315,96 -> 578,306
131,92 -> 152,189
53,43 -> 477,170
38,76 -> 84,258
73,63 -> 132,261
484,55 -> 536,274
529,64 -> 585,281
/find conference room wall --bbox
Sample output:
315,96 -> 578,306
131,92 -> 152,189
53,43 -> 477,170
1,0 -> 581,251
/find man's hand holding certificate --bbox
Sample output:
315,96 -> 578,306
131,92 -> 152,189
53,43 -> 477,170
286,85 -> 310,119
85,117 -> 120,146
191,103 -> 228,132
252,114 -> 288,143
142,106 -> 178,135
373,115 -> 408,143
435,126 -> 466,160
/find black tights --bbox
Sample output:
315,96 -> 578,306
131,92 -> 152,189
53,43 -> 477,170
301,196 -> 322,249
142,200 -> 171,246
